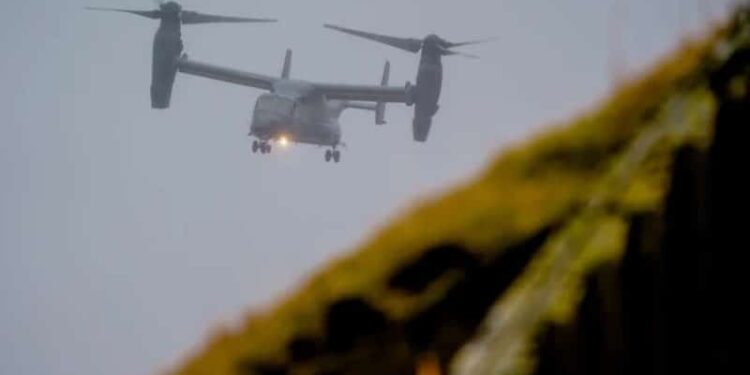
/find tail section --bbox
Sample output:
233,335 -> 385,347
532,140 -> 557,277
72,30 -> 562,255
375,61 -> 389,125
341,61 -> 391,125
281,49 -> 292,79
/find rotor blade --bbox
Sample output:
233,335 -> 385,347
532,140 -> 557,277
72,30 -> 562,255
85,7 -> 161,19
181,11 -> 276,24
443,37 -> 498,48
440,48 -> 480,59
324,24 -> 423,53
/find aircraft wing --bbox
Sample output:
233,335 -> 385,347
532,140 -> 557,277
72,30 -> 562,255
176,56 -> 276,91
176,55 -> 412,103
312,83 -> 413,104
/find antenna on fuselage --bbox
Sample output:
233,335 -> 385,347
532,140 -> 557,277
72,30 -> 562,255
281,49 -> 292,79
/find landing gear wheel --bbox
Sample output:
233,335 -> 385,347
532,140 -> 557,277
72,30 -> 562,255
252,140 -> 259,153
259,143 -> 270,154
333,150 -> 340,163
325,150 -> 332,162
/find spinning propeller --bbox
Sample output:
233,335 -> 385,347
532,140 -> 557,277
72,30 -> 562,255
324,24 -> 495,59
86,1 -> 277,25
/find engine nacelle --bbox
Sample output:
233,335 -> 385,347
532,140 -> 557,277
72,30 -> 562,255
150,28 -> 183,109
412,114 -> 433,142
412,101 -> 438,142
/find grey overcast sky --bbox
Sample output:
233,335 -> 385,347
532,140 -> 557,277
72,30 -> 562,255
0,1 -> 736,375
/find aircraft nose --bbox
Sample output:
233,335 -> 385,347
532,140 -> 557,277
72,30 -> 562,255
254,110 -> 283,124
253,109 -> 286,127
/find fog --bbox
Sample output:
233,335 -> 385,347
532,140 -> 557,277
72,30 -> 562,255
0,1 -> 734,375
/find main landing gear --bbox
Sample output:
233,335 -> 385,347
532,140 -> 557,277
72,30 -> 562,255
325,149 -> 341,163
252,140 -> 271,154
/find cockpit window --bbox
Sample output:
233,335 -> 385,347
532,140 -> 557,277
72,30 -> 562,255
255,94 -> 295,116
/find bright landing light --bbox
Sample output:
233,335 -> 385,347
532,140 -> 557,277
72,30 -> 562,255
278,135 -> 290,148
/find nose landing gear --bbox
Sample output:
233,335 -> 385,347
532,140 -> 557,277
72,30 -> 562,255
324,149 -> 341,163
252,140 -> 271,154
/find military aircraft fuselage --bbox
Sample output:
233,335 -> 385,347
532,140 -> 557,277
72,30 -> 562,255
249,81 -> 349,147
174,50 -> 400,161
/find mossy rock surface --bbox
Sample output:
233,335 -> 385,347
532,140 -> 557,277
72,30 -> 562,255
168,7 -> 749,375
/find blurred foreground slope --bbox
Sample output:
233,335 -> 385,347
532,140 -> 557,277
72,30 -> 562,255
170,6 -> 749,375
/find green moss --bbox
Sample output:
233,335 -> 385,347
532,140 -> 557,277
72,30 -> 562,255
168,18 -> 733,375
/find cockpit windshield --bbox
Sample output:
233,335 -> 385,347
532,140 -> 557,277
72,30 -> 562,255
255,94 -> 295,116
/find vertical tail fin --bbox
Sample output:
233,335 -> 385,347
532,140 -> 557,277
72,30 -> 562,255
281,49 -> 292,79
375,61 -> 389,125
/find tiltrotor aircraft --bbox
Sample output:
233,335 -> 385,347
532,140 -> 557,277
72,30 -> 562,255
180,50 -> 406,162
324,24 -> 494,142
87,1 -> 414,163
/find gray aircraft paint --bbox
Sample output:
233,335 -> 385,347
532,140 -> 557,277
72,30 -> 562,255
324,25 -> 492,142
90,4 -> 451,155
88,2 -> 413,161
177,53 -> 410,160
86,2 -> 276,108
